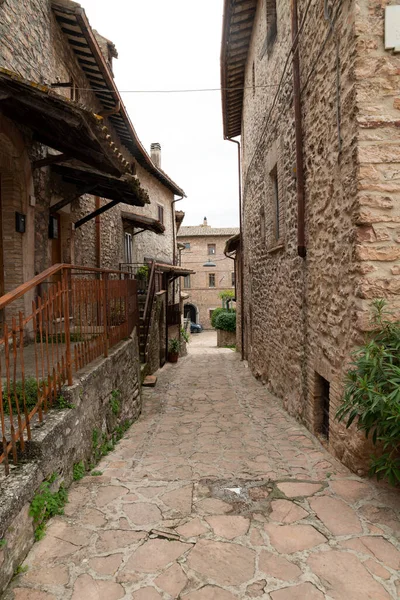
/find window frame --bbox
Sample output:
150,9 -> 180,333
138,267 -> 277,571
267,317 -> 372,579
231,271 -> 235,287
124,232 -> 133,264
184,242 -> 191,250
157,204 -> 164,225
183,275 -> 191,289
207,243 -> 216,255
270,164 -> 280,242
208,273 -> 216,288
266,0 -> 277,53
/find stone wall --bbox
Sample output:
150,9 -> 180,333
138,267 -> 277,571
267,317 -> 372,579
217,329 -> 236,348
0,333 -> 141,595
178,233 -> 237,329
146,292 -> 166,374
239,0 -> 400,472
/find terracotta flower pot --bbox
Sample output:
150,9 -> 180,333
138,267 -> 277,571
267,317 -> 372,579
168,352 -> 179,363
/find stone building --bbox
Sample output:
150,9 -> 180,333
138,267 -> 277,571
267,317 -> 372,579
0,0 -> 191,369
221,0 -> 400,472
178,219 -> 239,329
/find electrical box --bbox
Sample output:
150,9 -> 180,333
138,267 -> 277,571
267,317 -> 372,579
385,6 -> 400,52
49,215 -> 59,239
15,212 -> 26,233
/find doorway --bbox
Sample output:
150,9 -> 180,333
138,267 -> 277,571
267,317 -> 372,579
184,303 -> 197,323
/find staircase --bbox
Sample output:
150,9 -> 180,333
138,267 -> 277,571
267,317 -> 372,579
137,261 -> 156,365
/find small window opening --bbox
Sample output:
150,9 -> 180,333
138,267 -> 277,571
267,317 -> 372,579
209,273 -> 216,288
157,204 -> 164,225
270,165 -> 280,241
252,62 -> 256,96
231,271 -> 235,287
260,206 -> 266,244
315,374 -> 330,440
266,0 -> 277,52
124,232 -> 132,263
208,243 -> 216,255
183,275 -> 191,289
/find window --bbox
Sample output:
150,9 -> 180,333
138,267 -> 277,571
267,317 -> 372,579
260,206 -> 266,244
124,232 -> 132,263
209,273 -> 215,288
157,204 -> 164,225
208,244 -> 216,255
209,309 -> 215,319
270,165 -> 280,241
183,275 -> 191,289
231,272 -> 235,287
266,0 -> 277,52
314,374 -> 330,440
252,62 -> 256,96
184,242 -> 191,250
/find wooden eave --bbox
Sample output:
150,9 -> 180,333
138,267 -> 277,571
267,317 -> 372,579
221,0 -> 257,139
0,69 -> 128,177
51,0 -> 186,197
52,161 -> 150,206
121,212 -> 165,235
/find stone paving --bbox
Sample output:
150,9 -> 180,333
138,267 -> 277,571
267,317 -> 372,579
4,332 -> 400,599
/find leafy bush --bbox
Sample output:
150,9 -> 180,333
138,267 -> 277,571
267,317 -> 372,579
215,311 -> 236,332
211,308 -> 227,328
336,300 -> 400,485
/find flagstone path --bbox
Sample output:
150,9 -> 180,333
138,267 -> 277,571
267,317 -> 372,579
4,332 -> 400,599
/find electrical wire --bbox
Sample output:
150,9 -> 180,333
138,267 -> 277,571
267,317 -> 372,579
57,84 -> 281,94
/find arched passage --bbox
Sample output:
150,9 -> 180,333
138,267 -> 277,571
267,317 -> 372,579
184,303 -> 198,324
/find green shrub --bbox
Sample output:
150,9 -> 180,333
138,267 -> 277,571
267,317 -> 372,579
211,308 -> 227,329
336,300 -> 400,485
215,311 -> 236,332
168,338 -> 180,354
110,389 -> 121,416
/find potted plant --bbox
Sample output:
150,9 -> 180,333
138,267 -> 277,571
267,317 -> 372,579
168,338 -> 180,363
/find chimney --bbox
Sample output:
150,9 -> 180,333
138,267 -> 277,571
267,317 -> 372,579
203,217 -> 208,227
150,143 -> 161,168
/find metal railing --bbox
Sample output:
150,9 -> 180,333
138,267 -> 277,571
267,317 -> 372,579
0,263 -> 138,476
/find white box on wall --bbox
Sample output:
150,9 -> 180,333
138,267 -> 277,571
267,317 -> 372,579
385,5 -> 400,52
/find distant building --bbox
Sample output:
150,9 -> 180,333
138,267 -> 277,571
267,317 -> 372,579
178,219 -> 240,328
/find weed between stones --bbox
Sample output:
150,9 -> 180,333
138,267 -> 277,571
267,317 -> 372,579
29,474 -> 68,541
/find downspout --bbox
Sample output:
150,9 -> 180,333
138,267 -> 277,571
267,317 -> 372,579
225,138 -> 245,361
291,0 -> 306,258
95,196 -> 101,268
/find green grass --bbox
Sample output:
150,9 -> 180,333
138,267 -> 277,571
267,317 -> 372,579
29,476 -> 68,541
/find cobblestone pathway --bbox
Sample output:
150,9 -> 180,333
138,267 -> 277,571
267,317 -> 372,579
4,332 -> 400,599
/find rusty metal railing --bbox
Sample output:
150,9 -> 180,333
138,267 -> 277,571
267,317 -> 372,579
0,263 -> 138,476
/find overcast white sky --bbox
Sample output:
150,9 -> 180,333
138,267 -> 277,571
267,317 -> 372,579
79,0 -> 239,228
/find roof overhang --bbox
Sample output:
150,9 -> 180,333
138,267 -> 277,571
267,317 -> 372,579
52,161 -> 149,206
221,0 -> 257,139
0,68 -> 126,177
225,232 -> 241,255
121,212 -> 165,235
155,263 -> 195,278
51,0 -> 186,196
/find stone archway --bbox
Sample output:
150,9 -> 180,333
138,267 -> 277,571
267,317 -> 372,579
184,303 -> 198,324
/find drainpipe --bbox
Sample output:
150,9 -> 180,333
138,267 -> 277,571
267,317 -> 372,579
168,195 -> 184,355
291,0 -> 306,258
95,196 -> 101,268
225,137 -> 245,361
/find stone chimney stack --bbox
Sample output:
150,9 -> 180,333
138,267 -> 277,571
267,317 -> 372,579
150,143 -> 161,168
203,217 -> 208,227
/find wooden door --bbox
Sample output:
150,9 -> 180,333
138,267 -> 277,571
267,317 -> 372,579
0,175 -> 4,333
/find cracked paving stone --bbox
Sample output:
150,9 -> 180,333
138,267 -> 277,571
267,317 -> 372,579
264,523 -> 326,553
258,551 -> 302,580
154,562 -> 188,597
268,500 -> 308,523
161,485 -> 193,515
21,565 -> 69,585
123,502 -> 163,526
13,591 -> 56,600
308,550 -> 392,600
276,482 -> 323,497
130,588 -> 162,599
341,536 -> 400,569
270,582 -> 325,599
124,538 -> 192,572
95,530 -> 146,552
182,586 -> 238,599
205,515 -> 250,539
71,574 -> 124,600
88,553 -> 124,575
309,496 -> 362,535
176,517 -> 209,537
95,485 -> 129,507
186,539 -> 255,586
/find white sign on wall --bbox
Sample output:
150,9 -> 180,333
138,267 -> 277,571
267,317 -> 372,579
385,5 -> 400,52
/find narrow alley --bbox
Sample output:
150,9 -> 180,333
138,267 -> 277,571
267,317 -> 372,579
4,333 -> 400,600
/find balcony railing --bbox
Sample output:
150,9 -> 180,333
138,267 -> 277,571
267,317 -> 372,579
0,263 -> 138,476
